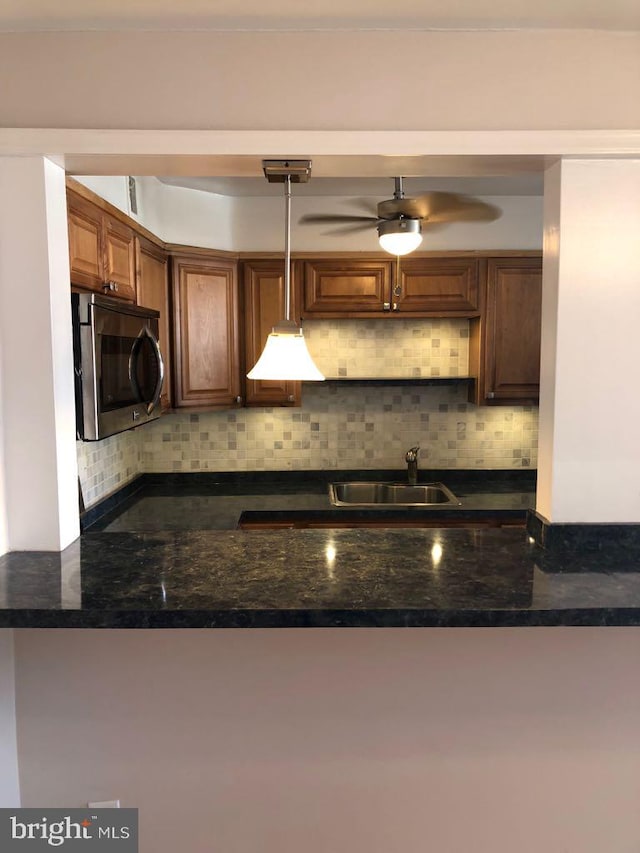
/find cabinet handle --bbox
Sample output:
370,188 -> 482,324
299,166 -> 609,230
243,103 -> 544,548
392,302 -> 399,311
103,280 -> 119,293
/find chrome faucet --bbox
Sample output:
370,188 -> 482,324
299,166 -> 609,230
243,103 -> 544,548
405,445 -> 420,485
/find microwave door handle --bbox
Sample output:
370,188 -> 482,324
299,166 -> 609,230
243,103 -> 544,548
128,343 -> 142,401
145,328 -> 165,415
127,329 -> 164,414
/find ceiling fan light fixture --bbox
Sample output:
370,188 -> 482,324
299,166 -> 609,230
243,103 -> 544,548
377,217 -> 423,256
247,160 -> 324,383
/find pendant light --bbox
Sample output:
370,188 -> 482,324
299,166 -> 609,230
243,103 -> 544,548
247,160 -> 324,382
377,217 -> 423,256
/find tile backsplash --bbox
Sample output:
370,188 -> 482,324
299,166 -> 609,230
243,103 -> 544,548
77,319 -> 538,508
76,429 -> 141,509
142,383 -> 537,473
303,319 -> 469,378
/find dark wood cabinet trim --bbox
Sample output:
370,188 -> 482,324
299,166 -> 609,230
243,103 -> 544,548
240,250 -> 543,261
165,244 -> 239,261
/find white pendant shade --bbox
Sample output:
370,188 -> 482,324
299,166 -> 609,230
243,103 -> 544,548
378,230 -> 423,256
247,325 -> 324,382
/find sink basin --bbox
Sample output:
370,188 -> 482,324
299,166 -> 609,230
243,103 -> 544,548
329,482 -> 460,507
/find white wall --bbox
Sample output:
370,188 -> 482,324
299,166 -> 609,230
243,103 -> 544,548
0,340 -> 8,556
130,176 -> 170,242
537,159 -> 640,523
76,176 -> 543,252
74,176 -> 131,214
231,194 -> 542,252
0,631 -> 20,807
0,157 -> 79,550
0,30 -> 638,131
14,628 -> 640,853
150,182 -> 235,251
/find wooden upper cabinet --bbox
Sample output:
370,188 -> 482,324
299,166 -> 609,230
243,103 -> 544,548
396,257 -> 480,316
301,255 -> 480,318
470,256 -> 543,405
243,259 -> 301,407
302,259 -> 392,316
67,189 -> 136,300
136,237 -> 172,410
103,217 -> 136,301
172,255 -> 241,409
67,193 -> 103,291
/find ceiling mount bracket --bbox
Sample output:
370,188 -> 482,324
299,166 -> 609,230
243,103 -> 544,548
262,159 -> 312,183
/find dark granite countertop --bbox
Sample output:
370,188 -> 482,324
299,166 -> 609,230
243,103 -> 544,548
2,470 -> 639,629
86,469 -> 536,533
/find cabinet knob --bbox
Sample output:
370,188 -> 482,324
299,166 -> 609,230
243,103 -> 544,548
288,394 -> 295,402
383,302 -> 391,311
103,280 -> 119,293
487,391 -> 495,399
235,396 -> 243,404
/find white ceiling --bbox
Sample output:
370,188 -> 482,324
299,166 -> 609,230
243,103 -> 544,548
158,174 -> 543,198
0,0 -> 638,31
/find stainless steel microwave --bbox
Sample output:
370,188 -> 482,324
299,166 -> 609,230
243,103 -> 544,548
72,293 -> 165,441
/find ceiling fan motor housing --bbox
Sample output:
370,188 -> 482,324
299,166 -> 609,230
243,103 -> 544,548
377,217 -> 421,238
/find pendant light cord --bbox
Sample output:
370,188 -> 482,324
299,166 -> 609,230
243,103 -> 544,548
284,173 -> 292,323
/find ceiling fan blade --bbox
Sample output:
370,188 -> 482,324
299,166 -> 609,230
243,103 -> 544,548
378,192 -> 501,223
416,192 -> 502,223
349,198 -> 380,217
320,221 -> 378,236
298,214 -> 378,226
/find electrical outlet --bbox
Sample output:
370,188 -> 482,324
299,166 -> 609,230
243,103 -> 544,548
87,800 -> 120,809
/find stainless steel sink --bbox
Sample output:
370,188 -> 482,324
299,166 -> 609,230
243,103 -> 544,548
329,482 -> 460,507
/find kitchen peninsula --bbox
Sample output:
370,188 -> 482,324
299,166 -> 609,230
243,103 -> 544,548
2,470 -> 640,629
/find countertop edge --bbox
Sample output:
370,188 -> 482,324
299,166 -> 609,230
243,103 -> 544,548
2,607 -> 640,629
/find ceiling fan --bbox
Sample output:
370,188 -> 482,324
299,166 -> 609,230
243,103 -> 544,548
298,176 -> 502,256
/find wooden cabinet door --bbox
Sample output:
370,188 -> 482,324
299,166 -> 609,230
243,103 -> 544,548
136,237 -> 172,409
67,190 -> 135,300
67,193 -> 103,292
302,259 -> 392,317
396,257 -> 480,316
470,257 -> 542,404
243,259 -> 301,407
172,256 -> 241,409
103,215 -> 136,301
